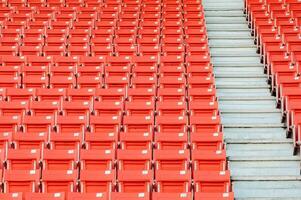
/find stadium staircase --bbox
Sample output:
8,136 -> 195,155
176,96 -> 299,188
203,0 -> 301,198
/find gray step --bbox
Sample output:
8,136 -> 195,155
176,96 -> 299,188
227,143 -> 294,157
208,31 -> 251,38
205,10 -> 244,16
206,16 -> 247,24
219,99 -> 277,110
214,67 -> 264,74
203,0 -> 301,198
221,112 -> 283,124
230,160 -> 300,176
233,181 -> 301,199
216,88 -> 272,97
223,128 -> 287,140
210,47 -> 258,56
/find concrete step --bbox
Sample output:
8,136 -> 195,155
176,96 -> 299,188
233,181 -> 301,199
223,128 -> 286,140
205,10 -> 245,17
206,16 -> 247,24
210,47 -> 258,56
230,160 -> 300,176
227,143 -> 294,157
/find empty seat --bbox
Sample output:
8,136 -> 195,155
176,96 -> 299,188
117,170 -> 153,192
156,170 -> 191,193
80,149 -> 115,170
3,170 -> 40,193
6,149 -> 41,170
117,149 -> 152,170
42,170 -> 77,193
42,149 -> 78,170
80,170 -> 115,193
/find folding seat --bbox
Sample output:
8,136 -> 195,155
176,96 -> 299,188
115,45 -> 137,56
159,76 -> 186,89
49,132 -> 82,150
0,132 -> 12,149
80,149 -> 114,170
43,45 -> 67,56
155,132 -> 188,150
138,45 -> 160,56
0,46 -> 18,56
6,148 -> 41,170
42,170 -> 77,193
0,115 -> 21,133
117,170 -> 153,193
189,101 -> 219,117
91,37 -> 113,46
67,193 -> 108,200
188,88 -> 216,102
69,29 -> 91,38
111,193 -> 150,200
104,62 -> 131,78
2,55 -> 25,67
0,101 -> 28,116
131,75 -> 157,88
190,115 -> 221,134
0,74 -> 20,88
26,21 -> 49,30
24,192 -> 66,200
49,21 -> 72,30
29,100 -> 59,116
156,116 -> 187,134
152,193 -> 192,200
154,150 -> 189,171
156,170 -> 191,193
3,21 -> 26,30
0,193 -> 23,200
36,88 -> 66,102
23,75 -> 49,88
89,115 -> 120,134
194,170 -> 231,193
123,115 -> 154,133
3,170 -> 40,193
22,37 -> 44,46
42,149 -> 78,170
68,37 -> 90,47
117,149 -> 152,170
91,45 -> 114,57
45,37 -> 67,46
78,56 -> 105,76
27,0 -> 47,7
18,46 -> 42,57
96,88 -> 125,102
93,100 -> 123,117
119,132 -> 152,150
49,75 -> 75,89
84,132 -> 117,150
22,115 -> 54,134
79,170 -> 115,193
5,88 -> 35,102
12,132 -> 47,150
56,115 -> 87,134
77,75 -> 103,88
0,37 -> 20,47
192,149 -> 226,172
66,88 -> 95,102
136,36 -> 160,48
91,29 -> 114,39
61,101 -> 90,116
125,101 -> 155,116
156,101 -> 186,117
1,29 -> 22,38
157,88 -> 186,102
68,46 -> 90,57
159,65 -> 185,78
195,192 -> 234,200
26,55 -> 52,68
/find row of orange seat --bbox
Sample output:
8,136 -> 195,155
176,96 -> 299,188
0,192 -> 233,200
0,0 -> 233,199
245,0 -> 301,152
